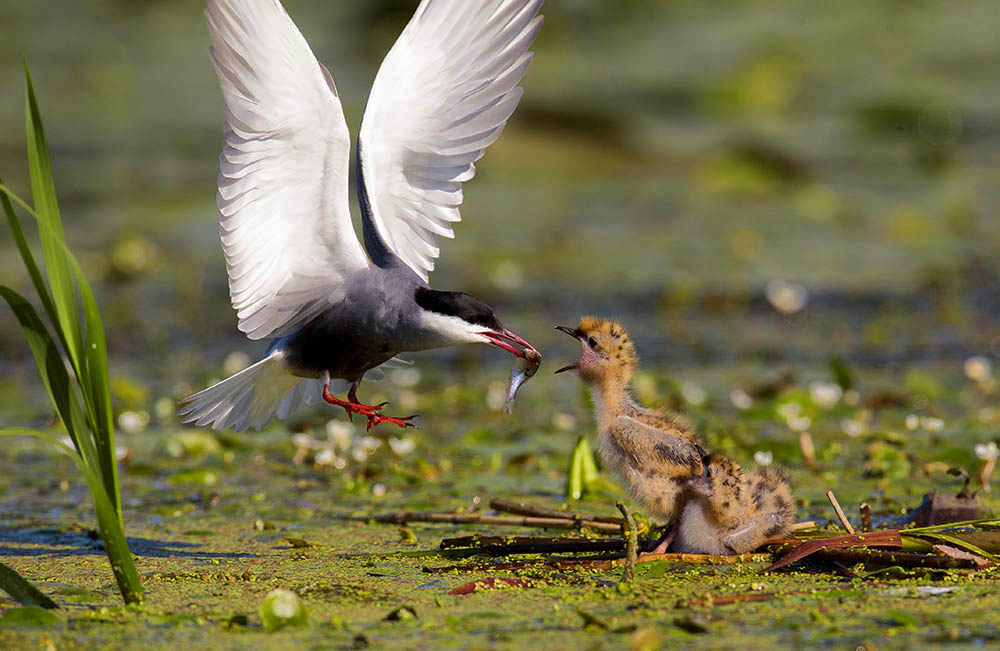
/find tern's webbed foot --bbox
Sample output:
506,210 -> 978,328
365,412 -> 418,431
322,383 -> 417,429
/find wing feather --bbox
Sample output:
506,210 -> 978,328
357,0 -> 543,279
206,0 -> 369,341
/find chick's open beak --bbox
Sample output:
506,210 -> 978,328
554,325 -> 581,373
480,328 -> 536,358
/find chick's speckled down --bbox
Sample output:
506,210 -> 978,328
673,453 -> 796,555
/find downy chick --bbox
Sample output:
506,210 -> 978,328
555,318 -> 704,528
674,452 -> 796,555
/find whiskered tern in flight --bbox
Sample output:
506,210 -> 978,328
180,0 -> 542,431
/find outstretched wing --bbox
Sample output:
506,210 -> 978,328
357,0 -> 543,280
206,0 -> 369,340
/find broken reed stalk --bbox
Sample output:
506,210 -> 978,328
982,456 -> 996,493
826,490 -> 855,534
615,500 -> 636,583
489,498 -> 623,525
439,535 -> 625,556
798,431 -> 815,467
345,511 -> 622,533
810,547 -> 984,570
859,503 -> 873,532
790,521 -> 817,531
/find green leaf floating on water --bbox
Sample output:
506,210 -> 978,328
0,561 -> 57,609
259,589 -> 308,632
0,606 -> 62,628
284,537 -> 319,549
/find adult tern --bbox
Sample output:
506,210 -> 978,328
179,0 -> 543,431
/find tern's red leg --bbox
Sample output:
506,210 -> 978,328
322,383 -> 416,430
322,383 -> 383,421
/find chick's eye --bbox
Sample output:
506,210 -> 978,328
587,336 -> 598,349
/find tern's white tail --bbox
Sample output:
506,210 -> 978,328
178,351 -> 330,432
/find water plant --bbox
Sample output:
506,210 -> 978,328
0,65 -> 143,604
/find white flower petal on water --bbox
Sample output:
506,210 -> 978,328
359,436 -> 381,454
809,381 -> 843,409
681,382 -> 707,407
921,416 -> 944,432
325,420 -> 354,451
905,414 -> 920,430
730,389 -> 753,410
787,415 -> 812,432
777,402 -> 801,421
753,450 -> 773,465
840,419 -> 864,438
964,356 -> 993,383
766,279 -> 809,314
975,441 -> 999,461
389,436 -> 416,456
117,410 -> 148,434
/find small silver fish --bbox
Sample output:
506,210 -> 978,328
503,349 -> 541,414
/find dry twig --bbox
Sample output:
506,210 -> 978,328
616,500 -> 637,583
859,502 -> 873,532
489,499 -> 623,525
826,490 -> 855,534
344,511 -> 622,533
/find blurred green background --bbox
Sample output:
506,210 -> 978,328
1,0 -> 999,428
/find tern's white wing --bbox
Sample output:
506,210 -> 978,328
206,0 -> 369,340
357,0 -> 543,280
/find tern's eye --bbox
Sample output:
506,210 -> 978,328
587,336 -> 598,349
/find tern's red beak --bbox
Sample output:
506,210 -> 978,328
480,328 -> 537,358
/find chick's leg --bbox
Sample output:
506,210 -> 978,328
322,382 -> 416,430
643,523 -> 677,555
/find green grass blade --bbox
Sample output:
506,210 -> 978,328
578,436 -> 600,486
23,65 -> 89,399
0,197 -> 121,516
67,253 -> 121,518
20,65 -> 120,517
0,561 -> 58,609
904,532 -> 1000,564
0,429 -> 143,604
566,436 -> 586,500
0,285 -> 99,467
900,519 -> 1000,534
0,177 -> 60,336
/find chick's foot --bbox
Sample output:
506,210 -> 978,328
644,525 -> 677,555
